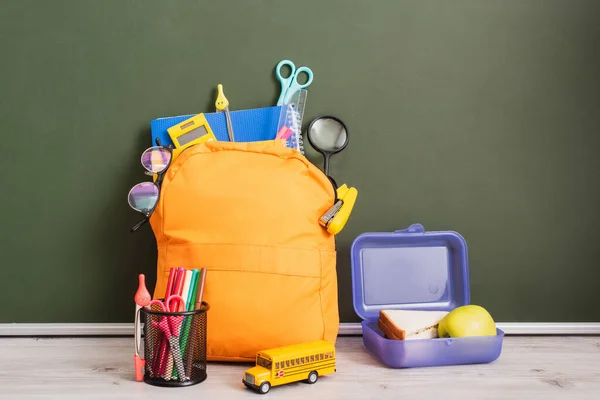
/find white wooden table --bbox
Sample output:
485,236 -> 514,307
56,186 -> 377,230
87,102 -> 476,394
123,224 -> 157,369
1,335 -> 599,399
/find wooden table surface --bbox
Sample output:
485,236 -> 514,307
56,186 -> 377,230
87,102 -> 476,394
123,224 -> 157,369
1,335 -> 599,399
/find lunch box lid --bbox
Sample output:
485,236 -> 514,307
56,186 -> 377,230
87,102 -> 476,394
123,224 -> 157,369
350,223 -> 470,320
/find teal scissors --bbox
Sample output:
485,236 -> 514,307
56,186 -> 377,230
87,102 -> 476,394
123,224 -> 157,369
275,59 -> 314,105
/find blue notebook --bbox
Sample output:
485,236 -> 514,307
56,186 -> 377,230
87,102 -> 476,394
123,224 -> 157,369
150,106 -> 282,146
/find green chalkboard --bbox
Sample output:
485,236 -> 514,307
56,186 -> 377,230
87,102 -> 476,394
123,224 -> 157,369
1,0 -> 599,324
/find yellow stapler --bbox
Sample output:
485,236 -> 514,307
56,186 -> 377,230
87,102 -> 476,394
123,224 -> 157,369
319,184 -> 358,235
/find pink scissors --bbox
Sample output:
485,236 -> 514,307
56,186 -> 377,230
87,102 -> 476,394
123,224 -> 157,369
148,295 -> 188,381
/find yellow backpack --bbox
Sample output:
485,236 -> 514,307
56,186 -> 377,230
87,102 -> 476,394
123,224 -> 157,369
149,140 -> 339,361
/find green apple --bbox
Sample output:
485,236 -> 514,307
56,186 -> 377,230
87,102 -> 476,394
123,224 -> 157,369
437,305 -> 496,338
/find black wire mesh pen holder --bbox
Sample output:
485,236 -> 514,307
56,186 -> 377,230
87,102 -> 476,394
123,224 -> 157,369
142,301 -> 209,387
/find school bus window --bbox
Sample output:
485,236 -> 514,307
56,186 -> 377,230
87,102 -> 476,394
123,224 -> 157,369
257,356 -> 272,370
320,353 -> 324,360
286,360 -> 290,367
275,362 -> 279,369
291,359 -> 295,366
310,355 -> 314,362
296,358 -> 300,364
300,357 -> 304,364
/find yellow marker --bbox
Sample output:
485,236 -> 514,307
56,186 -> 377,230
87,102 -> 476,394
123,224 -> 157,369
167,113 -> 217,161
215,84 -> 235,142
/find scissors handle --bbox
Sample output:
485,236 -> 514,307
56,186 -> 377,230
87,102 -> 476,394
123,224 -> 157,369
275,60 -> 296,82
165,294 -> 186,312
289,66 -> 314,91
276,60 -> 296,105
276,62 -> 314,105
148,299 -> 167,312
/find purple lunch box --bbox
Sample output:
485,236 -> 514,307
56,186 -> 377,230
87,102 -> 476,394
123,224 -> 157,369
350,223 -> 504,368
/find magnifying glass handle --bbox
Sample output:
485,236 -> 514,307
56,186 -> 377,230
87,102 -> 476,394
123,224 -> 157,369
323,153 -> 331,177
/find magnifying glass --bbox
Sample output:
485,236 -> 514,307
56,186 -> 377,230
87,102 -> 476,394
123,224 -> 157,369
306,116 -> 349,176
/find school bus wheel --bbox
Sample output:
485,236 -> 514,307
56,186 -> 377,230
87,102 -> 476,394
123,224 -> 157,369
258,381 -> 271,394
307,371 -> 318,384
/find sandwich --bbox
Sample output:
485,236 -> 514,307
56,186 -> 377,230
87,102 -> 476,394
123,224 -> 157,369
378,309 -> 449,340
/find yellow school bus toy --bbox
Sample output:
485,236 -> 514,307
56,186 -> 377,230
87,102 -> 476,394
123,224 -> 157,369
242,340 -> 336,394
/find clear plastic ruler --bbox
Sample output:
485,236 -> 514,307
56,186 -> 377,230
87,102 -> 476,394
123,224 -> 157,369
276,89 -> 307,154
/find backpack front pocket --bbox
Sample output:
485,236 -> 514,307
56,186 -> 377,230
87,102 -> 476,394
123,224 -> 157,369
156,242 -> 329,361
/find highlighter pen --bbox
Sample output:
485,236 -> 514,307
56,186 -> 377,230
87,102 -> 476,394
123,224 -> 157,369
184,270 -> 202,377
172,267 -> 186,310
195,268 -> 207,310
188,270 -> 199,310
152,267 -> 176,376
164,267 -> 176,300
180,270 -> 193,310
179,269 -> 199,369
